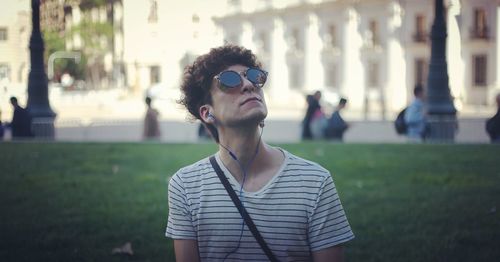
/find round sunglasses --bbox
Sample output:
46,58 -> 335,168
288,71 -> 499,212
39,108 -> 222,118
214,68 -> 268,90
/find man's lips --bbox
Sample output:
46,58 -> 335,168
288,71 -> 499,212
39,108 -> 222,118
240,97 -> 262,105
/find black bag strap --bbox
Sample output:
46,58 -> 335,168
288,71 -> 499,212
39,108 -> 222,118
209,156 -> 279,262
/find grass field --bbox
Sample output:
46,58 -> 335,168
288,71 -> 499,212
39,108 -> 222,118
0,142 -> 499,262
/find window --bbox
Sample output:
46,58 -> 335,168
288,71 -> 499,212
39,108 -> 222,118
0,64 -> 11,81
150,65 -> 161,85
414,15 -> 426,42
324,64 -> 337,89
369,20 -> 379,46
325,24 -> 337,48
415,58 -> 428,87
290,27 -> 303,51
472,8 -> 488,39
148,0 -> 158,23
367,61 -> 379,87
473,55 -> 487,86
289,64 -> 303,89
0,28 -> 7,41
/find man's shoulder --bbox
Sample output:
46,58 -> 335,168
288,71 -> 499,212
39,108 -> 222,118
284,150 -> 330,176
173,156 -> 213,181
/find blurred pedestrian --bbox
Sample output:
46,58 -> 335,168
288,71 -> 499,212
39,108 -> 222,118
486,93 -> 500,143
166,45 -> 354,261
143,96 -> 161,140
404,85 -> 426,142
0,110 -> 4,140
61,71 -> 74,90
9,96 -> 33,139
325,98 -> 350,141
302,90 -> 323,140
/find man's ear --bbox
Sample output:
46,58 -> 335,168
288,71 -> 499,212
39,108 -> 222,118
199,105 -> 213,123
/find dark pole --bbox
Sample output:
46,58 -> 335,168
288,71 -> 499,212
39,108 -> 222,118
425,0 -> 457,142
27,0 -> 56,138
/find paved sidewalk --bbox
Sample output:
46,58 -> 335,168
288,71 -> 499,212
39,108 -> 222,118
39,118 -> 489,143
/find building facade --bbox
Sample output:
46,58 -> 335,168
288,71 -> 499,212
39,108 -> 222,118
214,0 -> 500,118
0,0 -> 31,94
121,0 -> 222,96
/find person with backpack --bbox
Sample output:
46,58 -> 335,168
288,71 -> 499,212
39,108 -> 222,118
325,98 -> 350,141
8,96 -> 34,139
0,109 -> 4,140
485,93 -> 500,143
404,85 -> 427,142
394,107 -> 408,135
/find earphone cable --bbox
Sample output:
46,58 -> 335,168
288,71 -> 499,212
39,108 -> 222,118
221,126 -> 264,261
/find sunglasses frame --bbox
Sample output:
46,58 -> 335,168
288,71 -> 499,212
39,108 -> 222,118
214,68 -> 268,91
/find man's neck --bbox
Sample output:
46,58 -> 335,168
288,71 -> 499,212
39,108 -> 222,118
217,124 -> 286,191
218,125 -> 262,163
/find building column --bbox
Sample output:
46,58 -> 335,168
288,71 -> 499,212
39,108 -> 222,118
447,0 -> 465,110
341,6 -> 364,113
495,5 -> 500,103
386,1 -> 406,114
269,17 -> 289,107
305,12 -> 323,93
241,21 -> 255,51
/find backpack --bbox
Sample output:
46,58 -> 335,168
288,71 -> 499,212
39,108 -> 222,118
394,108 -> 407,135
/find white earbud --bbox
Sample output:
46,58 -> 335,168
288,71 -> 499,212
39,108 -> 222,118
207,113 -> 216,123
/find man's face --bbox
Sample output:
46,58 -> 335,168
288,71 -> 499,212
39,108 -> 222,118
208,64 -> 268,127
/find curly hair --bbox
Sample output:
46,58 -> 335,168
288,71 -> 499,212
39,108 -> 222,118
178,45 -> 262,142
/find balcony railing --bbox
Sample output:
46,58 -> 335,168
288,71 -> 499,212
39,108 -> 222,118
470,26 -> 489,40
413,32 -> 428,43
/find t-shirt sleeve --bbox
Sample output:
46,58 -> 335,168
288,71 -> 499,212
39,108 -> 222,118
308,174 -> 354,251
165,172 -> 197,240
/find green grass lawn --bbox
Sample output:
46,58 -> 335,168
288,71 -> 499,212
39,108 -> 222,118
0,142 -> 499,262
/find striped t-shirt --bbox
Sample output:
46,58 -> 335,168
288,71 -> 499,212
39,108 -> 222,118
166,149 -> 354,261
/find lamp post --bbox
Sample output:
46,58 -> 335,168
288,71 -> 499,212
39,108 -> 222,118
26,0 -> 56,138
426,0 -> 457,142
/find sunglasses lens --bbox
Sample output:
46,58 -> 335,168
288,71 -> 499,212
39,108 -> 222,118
247,68 -> 267,87
219,71 -> 241,88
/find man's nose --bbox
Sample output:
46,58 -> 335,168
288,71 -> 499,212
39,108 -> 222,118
241,76 -> 256,93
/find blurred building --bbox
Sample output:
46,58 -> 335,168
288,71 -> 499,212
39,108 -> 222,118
0,0 -> 31,94
213,0 -> 500,119
121,0 -> 222,97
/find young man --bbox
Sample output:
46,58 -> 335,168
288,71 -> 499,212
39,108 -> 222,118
166,45 -> 354,261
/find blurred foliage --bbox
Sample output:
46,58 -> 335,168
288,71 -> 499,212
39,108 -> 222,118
79,0 -> 121,10
42,0 -> 116,88
43,29 -> 86,81
67,19 -> 113,57
67,17 -> 113,88
43,30 -> 65,57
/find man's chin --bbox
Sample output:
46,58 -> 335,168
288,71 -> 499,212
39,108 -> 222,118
228,111 -> 267,128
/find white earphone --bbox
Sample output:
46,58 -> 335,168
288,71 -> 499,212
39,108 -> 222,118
207,112 -> 216,122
